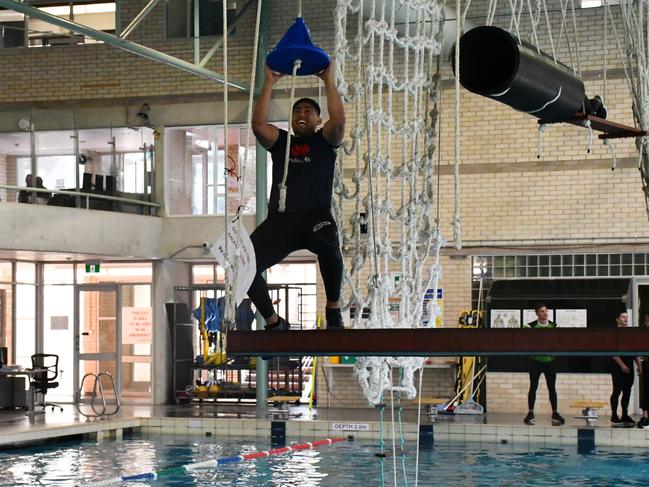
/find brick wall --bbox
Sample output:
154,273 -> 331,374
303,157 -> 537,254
316,361 -> 457,409
0,0 -> 646,411
487,372 -> 628,417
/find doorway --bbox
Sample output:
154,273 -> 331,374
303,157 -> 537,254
74,284 -> 120,405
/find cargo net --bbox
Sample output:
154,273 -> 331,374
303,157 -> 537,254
616,0 -> 649,217
333,0 -> 446,405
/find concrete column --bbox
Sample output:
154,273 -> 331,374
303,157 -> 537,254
152,259 -> 190,405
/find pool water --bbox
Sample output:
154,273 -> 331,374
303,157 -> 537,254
2,433 -> 649,486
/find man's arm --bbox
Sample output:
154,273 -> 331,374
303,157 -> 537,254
613,356 -> 630,373
317,61 -> 345,146
252,65 -> 284,149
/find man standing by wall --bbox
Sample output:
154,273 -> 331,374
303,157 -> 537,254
610,310 -> 641,427
522,303 -> 565,426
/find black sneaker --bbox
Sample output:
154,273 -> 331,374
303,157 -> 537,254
611,414 -> 623,427
637,417 -> 647,428
265,316 -> 290,331
551,412 -> 565,426
642,418 -> 649,430
621,415 -> 636,427
524,412 -> 535,425
325,307 -> 345,329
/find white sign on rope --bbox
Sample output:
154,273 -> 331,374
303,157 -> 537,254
211,219 -> 256,306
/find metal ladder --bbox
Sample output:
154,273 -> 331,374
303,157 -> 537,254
75,372 -> 120,421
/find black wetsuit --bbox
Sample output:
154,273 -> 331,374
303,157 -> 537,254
611,355 -> 635,417
247,128 -> 343,319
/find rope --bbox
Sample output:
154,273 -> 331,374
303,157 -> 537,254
278,60 -> 302,213
396,369 -> 409,487
569,0 -> 581,76
603,0 -> 607,104
525,0 -> 540,53
604,139 -> 618,171
540,0 -> 556,63
221,0 -> 234,327
536,123 -> 548,159
414,367 -> 423,487
240,0 -> 263,215
379,404 -> 386,487
83,437 -> 346,486
486,0 -> 498,25
389,368 -> 397,487
453,0 -> 462,250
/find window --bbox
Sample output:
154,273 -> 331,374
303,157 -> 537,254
472,252 -> 649,309
0,1 -> 116,48
580,0 -> 619,8
17,155 -> 80,191
0,126 -> 154,205
166,0 -> 235,39
165,124 -> 264,216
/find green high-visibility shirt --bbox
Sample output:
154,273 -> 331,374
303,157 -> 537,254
522,320 -> 557,363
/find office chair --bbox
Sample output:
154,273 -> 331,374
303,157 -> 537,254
82,172 -> 93,192
31,354 -> 64,412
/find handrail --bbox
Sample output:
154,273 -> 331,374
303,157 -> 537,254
75,372 -> 120,420
0,184 -> 161,208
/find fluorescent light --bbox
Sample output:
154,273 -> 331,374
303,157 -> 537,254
581,0 -> 619,7
40,3 -> 116,16
75,3 -> 116,14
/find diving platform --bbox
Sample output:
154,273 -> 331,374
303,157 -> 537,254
227,328 -> 649,357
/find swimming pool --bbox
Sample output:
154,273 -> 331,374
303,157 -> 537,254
2,433 -> 649,486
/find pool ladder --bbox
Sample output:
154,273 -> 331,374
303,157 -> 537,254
75,372 -> 120,421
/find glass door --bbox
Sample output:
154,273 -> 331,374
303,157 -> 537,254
74,284 -> 120,404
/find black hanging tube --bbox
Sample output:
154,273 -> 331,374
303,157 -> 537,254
453,26 -> 585,123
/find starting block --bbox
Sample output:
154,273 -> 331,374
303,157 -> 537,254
267,395 -> 301,419
416,397 -> 449,422
571,400 -> 608,426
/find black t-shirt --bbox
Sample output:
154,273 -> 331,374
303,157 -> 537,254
268,128 -> 337,212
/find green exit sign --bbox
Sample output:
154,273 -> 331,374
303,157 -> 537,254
85,263 -> 101,273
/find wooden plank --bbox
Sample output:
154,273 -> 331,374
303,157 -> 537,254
227,328 -> 649,357
539,113 -> 646,139
416,397 -> 448,405
570,400 -> 608,409
267,396 -> 300,403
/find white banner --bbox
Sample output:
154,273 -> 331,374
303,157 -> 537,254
211,219 -> 256,306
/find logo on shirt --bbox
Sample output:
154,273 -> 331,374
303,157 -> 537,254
290,144 -> 311,163
313,221 -> 332,232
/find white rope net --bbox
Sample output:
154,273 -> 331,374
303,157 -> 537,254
617,0 -> 649,218
333,0 -> 445,405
